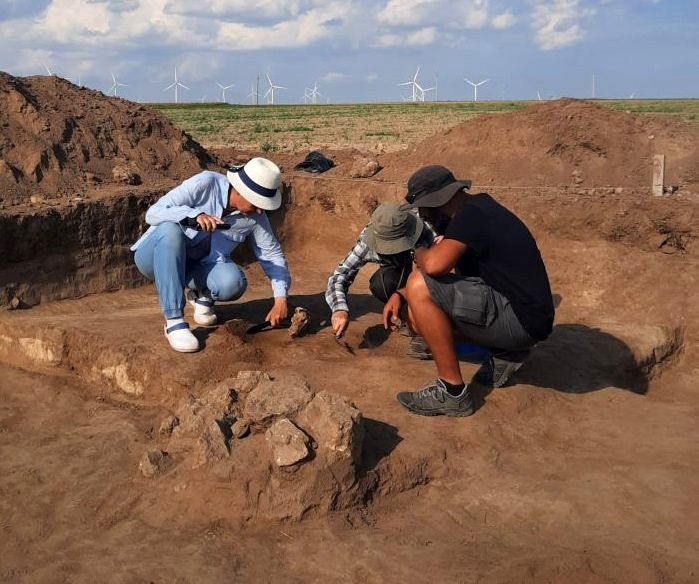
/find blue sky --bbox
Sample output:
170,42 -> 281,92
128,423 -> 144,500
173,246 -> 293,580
0,0 -> 696,103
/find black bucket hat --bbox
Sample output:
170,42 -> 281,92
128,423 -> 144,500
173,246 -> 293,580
405,165 -> 472,208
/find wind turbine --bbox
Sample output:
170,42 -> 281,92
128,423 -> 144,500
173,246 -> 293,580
264,74 -> 285,105
592,73 -> 596,99
216,82 -> 234,103
398,67 -> 426,102
163,68 -> 190,104
109,73 -> 127,97
309,81 -> 324,104
44,63 -> 54,76
537,90 -> 542,101
247,84 -> 258,105
464,77 -> 489,102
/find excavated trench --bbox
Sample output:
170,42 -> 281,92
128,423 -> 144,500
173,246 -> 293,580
0,174 -> 693,525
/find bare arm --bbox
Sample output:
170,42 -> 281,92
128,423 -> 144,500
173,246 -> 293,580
413,239 -> 467,277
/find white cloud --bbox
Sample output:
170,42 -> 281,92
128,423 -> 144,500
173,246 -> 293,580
531,0 -> 595,50
374,26 -> 437,48
491,9 -> 517,29
377,0 -> 493,29
215,2 -> 350,49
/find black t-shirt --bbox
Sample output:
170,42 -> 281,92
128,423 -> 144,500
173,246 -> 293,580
445,193 -> 554,340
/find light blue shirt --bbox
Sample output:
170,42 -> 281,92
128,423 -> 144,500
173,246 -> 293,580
131,171 -> 291,298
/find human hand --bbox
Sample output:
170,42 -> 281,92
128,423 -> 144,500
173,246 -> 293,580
331,310 -> 349,338
266,297 -> 288,327
432,235 -> 444,245
383,292 -> 403,331
196,213 -> 224,232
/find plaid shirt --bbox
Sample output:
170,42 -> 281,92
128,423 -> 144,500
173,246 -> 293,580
325,221 -> 437,314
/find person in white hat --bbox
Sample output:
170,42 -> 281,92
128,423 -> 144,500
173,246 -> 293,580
131,158 -> 290,352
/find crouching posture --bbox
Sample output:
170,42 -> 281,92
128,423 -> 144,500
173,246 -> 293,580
131,158 -> 291,353
385,166 -> 554,416
326,202 -> 436,358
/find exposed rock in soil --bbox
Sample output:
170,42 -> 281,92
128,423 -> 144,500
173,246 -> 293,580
158,415 -> 179,436
243,372 -> 314,430
350,157 -> 382,178
139,449 -> 171,478
265,418 -> 310,467
193,420 -> 230,468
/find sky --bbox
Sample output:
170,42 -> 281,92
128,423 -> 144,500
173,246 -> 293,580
0,0 -> 697,104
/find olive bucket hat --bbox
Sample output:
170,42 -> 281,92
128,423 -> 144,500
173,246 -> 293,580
406,165 -> 472,208
364,202 -> 425,255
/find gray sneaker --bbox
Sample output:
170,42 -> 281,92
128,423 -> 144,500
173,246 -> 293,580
397,379 -> 474,417
406,335 -> 432,360
472,350 -> 529,388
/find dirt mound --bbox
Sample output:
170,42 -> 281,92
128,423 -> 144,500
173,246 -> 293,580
380,99 -> 699,189
0,72 -> 210,206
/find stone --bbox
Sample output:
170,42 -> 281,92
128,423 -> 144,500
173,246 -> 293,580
8,297 -> 24,310
29,195 -> 43,205
296,391 -> 364,466
231,419 -> 251,439
232,370 -> 270,395
192,420 -> 230,468
158,415 -> 179,436
203,379 -> 238,417
265,418 -> 310,467
288,307 -> 310,338
139,449 -> 171,478
349,157 -> 382,179
243,372 -> 314,429
615,187 -> 624,195
171,396 -> 208,439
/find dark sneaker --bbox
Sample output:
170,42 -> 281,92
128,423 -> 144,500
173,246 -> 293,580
397,379 -> 474,417
472,350 -> 529,388
406,335 -> 433,360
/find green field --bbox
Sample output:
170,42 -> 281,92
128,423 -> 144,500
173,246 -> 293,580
153,99 -> 699,153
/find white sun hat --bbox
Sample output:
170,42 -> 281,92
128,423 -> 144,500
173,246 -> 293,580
226,157 -> 282,211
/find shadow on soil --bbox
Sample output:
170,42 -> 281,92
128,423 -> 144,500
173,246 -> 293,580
214,292 -> 382,333
469,324 -> 649,409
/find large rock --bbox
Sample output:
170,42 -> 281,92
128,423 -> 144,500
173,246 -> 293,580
243,372 -> 314,429
193,420 -> 230,468
265,418 -> 310,467
231,370 -> 271,395
296,391 -> 364,466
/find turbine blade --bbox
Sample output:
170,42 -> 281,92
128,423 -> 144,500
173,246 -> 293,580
179,83 -> 190,90
464,78 -> 474,85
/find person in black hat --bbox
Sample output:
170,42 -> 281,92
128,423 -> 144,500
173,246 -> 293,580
383,165 -> 554,417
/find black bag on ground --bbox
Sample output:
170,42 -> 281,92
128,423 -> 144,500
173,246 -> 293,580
294,151 -> 335,174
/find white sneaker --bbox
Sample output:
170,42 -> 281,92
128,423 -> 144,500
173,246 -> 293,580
164,322 -> 200,353
187,291 -> 217,326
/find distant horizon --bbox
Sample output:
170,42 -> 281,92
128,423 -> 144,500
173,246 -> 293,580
1,1 -> 697,103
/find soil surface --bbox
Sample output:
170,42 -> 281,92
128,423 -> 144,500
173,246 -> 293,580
379,99 -> 699,191
0,72 -> 209,206
1,74 -> 698,582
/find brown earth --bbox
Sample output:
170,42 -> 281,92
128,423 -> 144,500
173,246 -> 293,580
0,71 -> 209,206
1,77 -> 698,582
379,98 -> 699,191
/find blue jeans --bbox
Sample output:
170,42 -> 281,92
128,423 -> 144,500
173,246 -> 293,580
134,222 -> 247,319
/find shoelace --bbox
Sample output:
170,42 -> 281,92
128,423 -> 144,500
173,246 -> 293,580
416,383 -> 441,400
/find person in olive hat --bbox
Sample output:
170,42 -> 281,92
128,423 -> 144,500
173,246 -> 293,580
383,165 -> 554,417
325,202 -> 437,358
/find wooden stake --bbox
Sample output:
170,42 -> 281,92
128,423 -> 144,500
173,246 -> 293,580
652,154 -> 665,197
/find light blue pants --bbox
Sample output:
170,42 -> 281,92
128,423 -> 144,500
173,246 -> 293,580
134,222 -> 247,319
